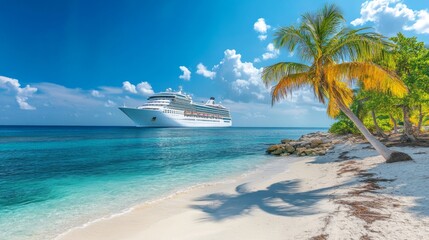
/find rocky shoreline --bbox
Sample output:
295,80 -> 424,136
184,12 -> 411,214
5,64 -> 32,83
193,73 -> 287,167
266,132 -> 365,157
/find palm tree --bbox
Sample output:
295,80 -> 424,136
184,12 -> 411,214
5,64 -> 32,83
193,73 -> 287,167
262,4 -> 412,163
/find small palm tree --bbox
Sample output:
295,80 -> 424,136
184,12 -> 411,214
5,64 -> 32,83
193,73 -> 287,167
262,4 -> 411,163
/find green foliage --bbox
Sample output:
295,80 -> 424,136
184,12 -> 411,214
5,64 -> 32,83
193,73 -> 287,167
329,119 -> 359,135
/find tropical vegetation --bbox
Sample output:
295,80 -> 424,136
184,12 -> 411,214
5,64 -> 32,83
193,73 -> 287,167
329,34 -> 429,140
262,4 -> 419,163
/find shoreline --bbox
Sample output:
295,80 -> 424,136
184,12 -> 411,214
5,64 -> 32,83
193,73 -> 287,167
55,155 -> 292,240
57,155 -> 302,240
57,139 -> 429,240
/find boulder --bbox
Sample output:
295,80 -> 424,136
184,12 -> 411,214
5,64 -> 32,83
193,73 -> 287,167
281,139 -> 293,144
284,144 -> 295,153
271,148 -> 284,155
304,149 -> 315,155
310,139 -> 323,148
296,147 -> 307,155
266,145 -> 280,153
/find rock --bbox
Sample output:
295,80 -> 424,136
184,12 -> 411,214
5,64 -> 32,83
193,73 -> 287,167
271,148 -> 284,155
281,139 -> 293,144
267,132 -> 344,158
284,144 -> 295,153
266,145 -> 280,153
310,139 -> 323,148
304,149 -> 314,155
291,142 -> 302,148
296,147 -> 307,155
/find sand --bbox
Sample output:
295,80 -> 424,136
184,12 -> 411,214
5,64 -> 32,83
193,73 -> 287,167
57,142 -> 429,240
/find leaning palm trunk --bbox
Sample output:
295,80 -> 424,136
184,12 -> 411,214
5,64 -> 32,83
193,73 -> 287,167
371,110 -> 388,138
338,102 -> 412,163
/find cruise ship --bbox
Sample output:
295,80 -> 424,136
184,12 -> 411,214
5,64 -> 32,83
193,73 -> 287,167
119,91 -> 232,127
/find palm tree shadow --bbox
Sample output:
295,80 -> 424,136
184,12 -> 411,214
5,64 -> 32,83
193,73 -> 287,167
191,180 -> 344,221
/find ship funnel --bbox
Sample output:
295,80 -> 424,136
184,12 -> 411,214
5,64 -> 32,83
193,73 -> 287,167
205,97 -> 215,105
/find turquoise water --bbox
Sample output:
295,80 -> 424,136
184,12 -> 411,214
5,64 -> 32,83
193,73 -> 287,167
0,126 -> 326,240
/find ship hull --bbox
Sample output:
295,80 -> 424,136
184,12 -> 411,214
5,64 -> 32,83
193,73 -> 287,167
119,107 -> 232,127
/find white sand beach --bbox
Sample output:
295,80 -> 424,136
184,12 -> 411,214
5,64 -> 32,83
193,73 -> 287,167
58,142 -> 429,240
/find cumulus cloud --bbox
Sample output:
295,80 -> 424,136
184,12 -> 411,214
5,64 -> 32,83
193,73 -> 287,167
253,18 -> 271,41
196,63 -> 216,79
213,49 -> 268,101
136,82 -> 154,95
122,81 -> 154,95
351,0 -> 429,35
0,76 -> 37,110
122,81 -> 137,94
91,90 -> 104,98
179,66 -> 191,81
262,43 -> 280,60
404,9 -> 429,34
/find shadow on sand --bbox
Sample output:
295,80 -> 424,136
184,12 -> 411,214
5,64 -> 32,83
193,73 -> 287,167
192,143 -> 429,221
313,143 -> 429,217
191,179 -> 344,221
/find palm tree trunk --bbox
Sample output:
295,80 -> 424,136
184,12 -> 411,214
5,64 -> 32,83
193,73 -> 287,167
371,109 -> 387,138
389,113 -> 398,134
401,105 -> 417,142
338,102 -> 412,163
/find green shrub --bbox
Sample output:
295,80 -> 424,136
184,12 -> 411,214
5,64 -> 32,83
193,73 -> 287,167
329,120 -> 359,135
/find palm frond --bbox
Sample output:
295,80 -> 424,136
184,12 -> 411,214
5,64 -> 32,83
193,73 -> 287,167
274,26 -> 316,62
327,99 -> 340,117
326,28 -> 392,63
271,73 -> 311,105
262,62 -> 311,86
325,62 -> 407,97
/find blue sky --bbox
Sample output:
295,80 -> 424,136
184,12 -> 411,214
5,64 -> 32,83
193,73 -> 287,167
1,0 -> 428,126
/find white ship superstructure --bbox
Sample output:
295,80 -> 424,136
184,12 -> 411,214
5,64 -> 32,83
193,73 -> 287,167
119,91 -> 232,127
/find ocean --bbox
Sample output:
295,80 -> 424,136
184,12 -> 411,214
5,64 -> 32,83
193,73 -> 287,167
0,126 -> 326,240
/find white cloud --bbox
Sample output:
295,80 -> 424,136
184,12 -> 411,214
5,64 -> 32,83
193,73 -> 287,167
136,81 -> 154,95
196,63 -> 216,79
404,10 -> 429,34
254,18 -> 271,41
312,106 -> 327,112
221,99 -> 332,127
262,43 -> 280,60
254,18 -> 270,33
91,90 -> 104,98
98,86 -> 123,95
122,81 -> 154,95
34,82 -> 102,107
104,100 -> 116,107
0,76 -> 37,110
179,66 -> 191,81
253,58 -> 261,63
351,0 -> 429,35
212,49 -> 268,101
122,81 -> 137,94
258,35 -> 267,41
